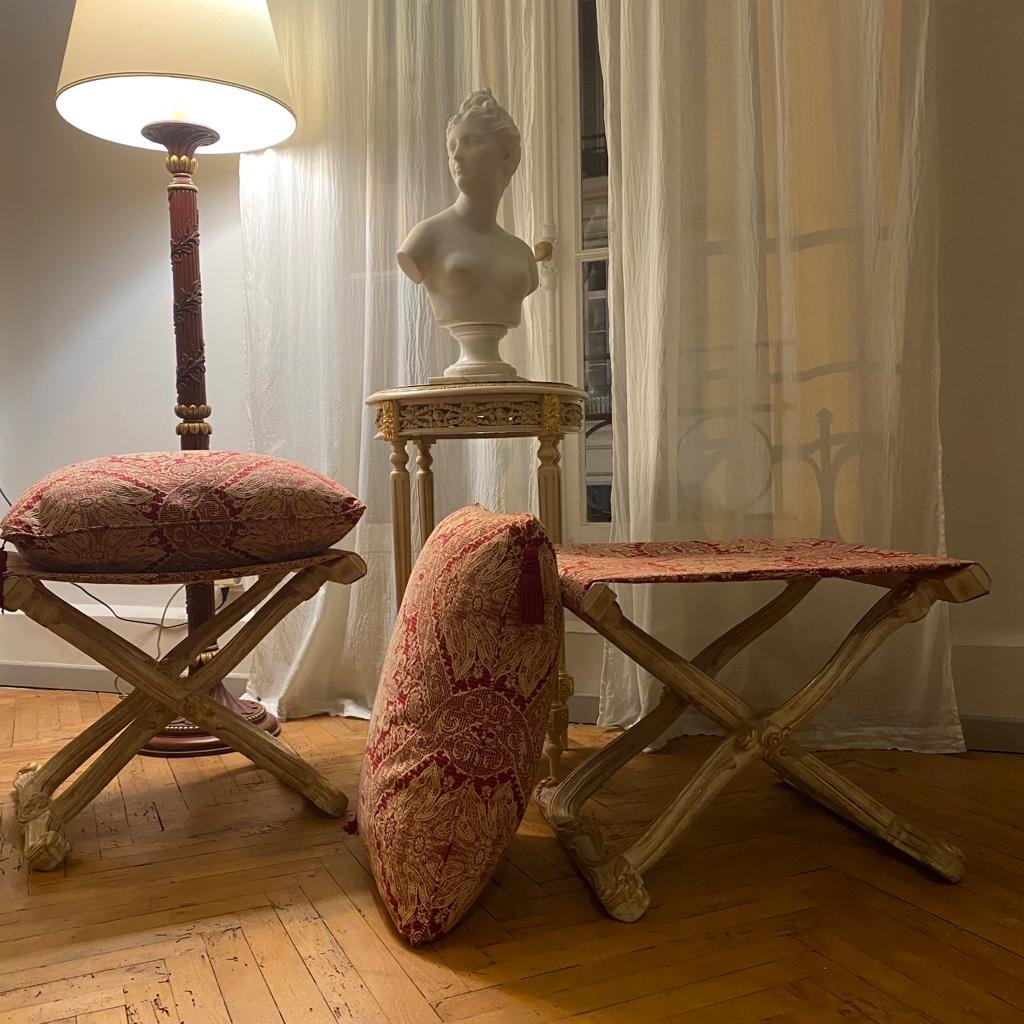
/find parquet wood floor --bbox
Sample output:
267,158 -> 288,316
1,685 -> 1022,1023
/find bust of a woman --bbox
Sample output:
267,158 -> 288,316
397,89 -> 538,382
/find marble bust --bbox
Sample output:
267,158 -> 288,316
397,88 -> 538,382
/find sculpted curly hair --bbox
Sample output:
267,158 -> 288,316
447,88 -> 522,180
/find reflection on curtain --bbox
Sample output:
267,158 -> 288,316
238,1 -> 554,718
596,0 -> 959,750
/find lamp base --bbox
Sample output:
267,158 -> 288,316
140,118 -> 278,759
140,684 -> 280,758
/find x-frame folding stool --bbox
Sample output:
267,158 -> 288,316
2,548 -> 366,871
538,539 -> 990,922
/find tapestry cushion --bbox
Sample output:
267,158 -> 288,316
556,539 -> 976,617
359,505 -> 561,945
0,451 -> 364,574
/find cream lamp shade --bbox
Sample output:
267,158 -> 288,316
56,0 -> 295,154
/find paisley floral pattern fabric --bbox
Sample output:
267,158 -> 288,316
556,538 -> 975,616
359,505 -> 561,945
1,451 -> 364,573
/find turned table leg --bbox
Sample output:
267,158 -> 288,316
537,431 -> 574,778
390,440 -> 413,604
415,439 -> 436,548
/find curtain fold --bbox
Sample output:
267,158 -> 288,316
238,0 -> 555,718
596,0 -> 959,750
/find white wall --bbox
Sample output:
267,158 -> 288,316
1,0 -> 249,489
0,0 -> 249,683
937,0 -> 1024,727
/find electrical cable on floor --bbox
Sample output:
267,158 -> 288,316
0,484 -> 11,507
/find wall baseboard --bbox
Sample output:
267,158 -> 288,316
959,715 -> 1024,754
569,693 -> 600,725
0,596 -> 250,697
0,660 -> 128,693
568,697 -> 1024,754
0,659 -> 248,696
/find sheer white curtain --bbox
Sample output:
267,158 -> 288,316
238,0 -> 555,718
596,0 -> 960,750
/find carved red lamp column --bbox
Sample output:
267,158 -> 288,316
54,0 -> 297,756
142,122 -> 281,755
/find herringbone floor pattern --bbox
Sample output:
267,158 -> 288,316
0,686 -> 1022,1023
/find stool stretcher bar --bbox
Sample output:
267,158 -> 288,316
540,540 -> 990,922
2,549 -> 365,871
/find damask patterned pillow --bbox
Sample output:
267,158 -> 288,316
359,505 -> 561,945
1,451 -> 364,573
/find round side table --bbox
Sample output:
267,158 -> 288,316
366,380 -> 587,777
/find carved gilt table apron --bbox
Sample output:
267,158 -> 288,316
366,381 -> 587,776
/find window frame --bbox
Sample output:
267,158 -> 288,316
552,0 -> 612,543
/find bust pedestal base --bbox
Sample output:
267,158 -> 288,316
427,371 -> 525,384
434,322 -> 521,383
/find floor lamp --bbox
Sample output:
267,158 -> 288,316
55,0 -> 296,756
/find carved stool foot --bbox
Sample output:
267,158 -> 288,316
537,783 -> 649,922
23,810 -> 71,871
13,763 -> 53,824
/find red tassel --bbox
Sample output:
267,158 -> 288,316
518,540 -> 546,625
0,543 -> 7,615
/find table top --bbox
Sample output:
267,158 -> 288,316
366,380 -> 587,404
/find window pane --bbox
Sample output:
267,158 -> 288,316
579,0 -> 608,249
583,259 -> 612,522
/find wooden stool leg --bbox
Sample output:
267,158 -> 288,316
537,689 -> 687,920
39,561 -> 352,833
20,813 -> 71,873
26,707 -> 169,870
625,730 -> 762,878
538,583 -> 819,921
542,575 -> 970,920
9,554 -> 366,870
14,691 -> 147,822
182,694 -> 347,816
539,689 -> 687,828
550,720 -> 762,923
538,582 -> 812,809
769,742 -> 965,881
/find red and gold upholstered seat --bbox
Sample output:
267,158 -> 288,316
556,537 -> 974,616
